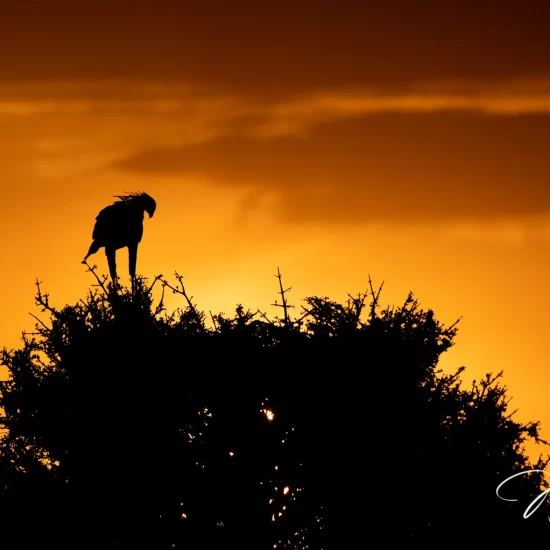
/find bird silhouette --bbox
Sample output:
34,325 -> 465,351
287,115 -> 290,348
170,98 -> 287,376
82,192 -> 156,286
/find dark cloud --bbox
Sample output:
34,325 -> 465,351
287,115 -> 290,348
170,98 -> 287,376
1,1 -> 550,95
112,112 -> 550,222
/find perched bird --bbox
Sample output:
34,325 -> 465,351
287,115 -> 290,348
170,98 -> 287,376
82,191 -> 156,285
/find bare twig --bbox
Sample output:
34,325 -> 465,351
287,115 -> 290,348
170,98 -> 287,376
447,316 -> 463,331
271,267 -> 294,326
367,275 -> 384,320
254,309 -> 272,324
147,274 -> 164,294
209,310 -> 218,331
160,272 -> 204,329
28,312 -> 51,332
153,280 -> 167,317
81,261 -> 111,295
297,305 -> 314,324
346,291 -> 368,326
34,279 -> 58,316
161,273 -> 195,310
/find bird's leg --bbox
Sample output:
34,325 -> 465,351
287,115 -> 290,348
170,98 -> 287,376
128,242 -> 138,289
105,247 -> 118,287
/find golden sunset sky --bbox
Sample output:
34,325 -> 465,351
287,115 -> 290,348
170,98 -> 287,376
1,1 -> 550,457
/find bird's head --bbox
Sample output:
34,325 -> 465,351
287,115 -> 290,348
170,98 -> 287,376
115,191 -> 157,218
141,193 -> 157,218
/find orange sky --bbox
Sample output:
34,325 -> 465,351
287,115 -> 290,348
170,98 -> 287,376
1,0 -> 550,459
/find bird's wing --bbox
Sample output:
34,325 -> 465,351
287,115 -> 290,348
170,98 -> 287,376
91,203 -> 141,246
92,204 -> 118,241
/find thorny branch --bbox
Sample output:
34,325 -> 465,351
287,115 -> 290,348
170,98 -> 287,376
161,272 -> 204,329
368,274 -> 384,320
271,267 -> 294,326
81,261 -> 111,295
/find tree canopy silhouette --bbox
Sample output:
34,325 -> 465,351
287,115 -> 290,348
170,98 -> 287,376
82,191 -> 156,286
0,268 -> 548,549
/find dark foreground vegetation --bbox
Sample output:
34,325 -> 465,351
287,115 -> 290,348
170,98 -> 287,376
0,268 -> 549,549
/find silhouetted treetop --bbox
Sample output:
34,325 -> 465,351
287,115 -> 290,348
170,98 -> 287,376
0,268 -> 548,549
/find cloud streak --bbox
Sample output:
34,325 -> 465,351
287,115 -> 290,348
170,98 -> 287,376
3,80 -> 550,119
111,111 -> 550,223
3,80 -> 550,223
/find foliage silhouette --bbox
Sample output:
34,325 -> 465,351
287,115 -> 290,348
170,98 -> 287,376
0,268 -> 549,549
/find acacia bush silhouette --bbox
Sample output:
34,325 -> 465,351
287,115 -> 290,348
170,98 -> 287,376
0,268 -> 549,549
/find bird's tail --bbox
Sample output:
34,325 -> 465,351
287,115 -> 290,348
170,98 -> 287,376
83,240 -> 102,262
